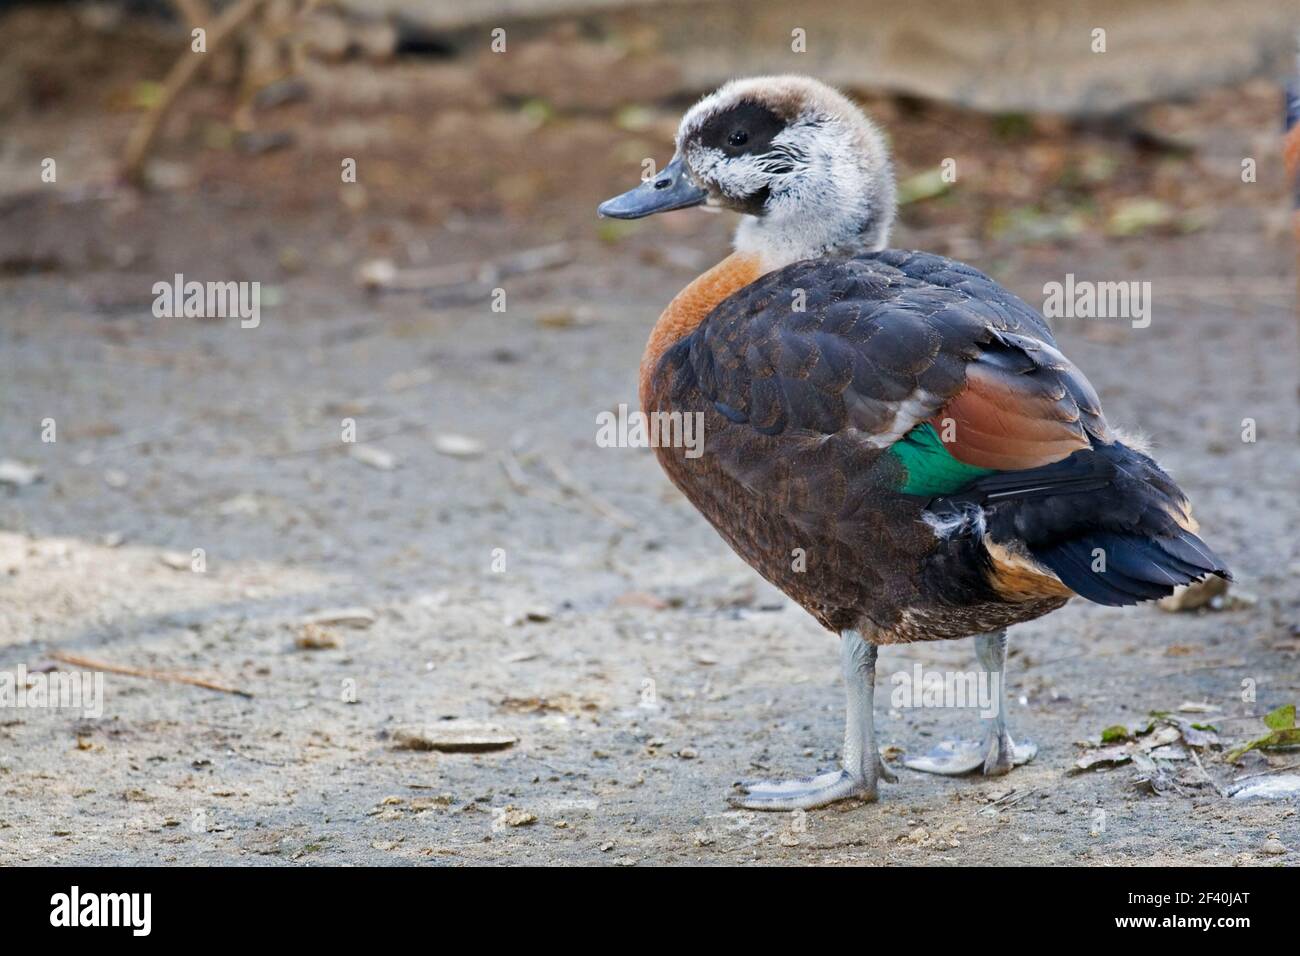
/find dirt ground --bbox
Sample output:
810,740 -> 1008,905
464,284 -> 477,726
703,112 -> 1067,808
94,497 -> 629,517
1,8 -> 1298,865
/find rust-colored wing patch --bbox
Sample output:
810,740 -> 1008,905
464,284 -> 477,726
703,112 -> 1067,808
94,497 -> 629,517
930,331 -> 1108,471
932,364 -> 1090,470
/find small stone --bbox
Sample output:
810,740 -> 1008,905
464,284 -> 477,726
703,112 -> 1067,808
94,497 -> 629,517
1261,837 -> 1288,856
392,724 -> 516,753
501,807 -> 536,827
349,445 -> 397,471
103,469 -> 128,489
433,434 -> 484,459
504,607 -> 552,626
217,493 -> 262,516
677,748 -> 698,759
0,460 -> 41,487
356,259 -> 397,290
294,622 -> 341,650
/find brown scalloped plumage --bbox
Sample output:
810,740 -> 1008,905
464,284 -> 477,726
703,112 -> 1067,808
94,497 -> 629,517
640,249 -> 1092,638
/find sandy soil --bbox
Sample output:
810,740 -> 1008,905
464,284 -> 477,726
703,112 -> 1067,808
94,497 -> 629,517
0,8 -> 1297,865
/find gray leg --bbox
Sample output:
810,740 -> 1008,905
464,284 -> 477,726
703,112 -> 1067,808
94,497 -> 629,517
902,629 -> 1037,777
730,628 -> 895,811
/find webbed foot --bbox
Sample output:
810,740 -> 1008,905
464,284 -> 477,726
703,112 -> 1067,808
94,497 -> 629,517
903,733 -> 1037,776
730,752 -> 896,811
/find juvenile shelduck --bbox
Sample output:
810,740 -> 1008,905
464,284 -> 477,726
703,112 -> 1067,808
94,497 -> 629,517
599,76 -> 1230,810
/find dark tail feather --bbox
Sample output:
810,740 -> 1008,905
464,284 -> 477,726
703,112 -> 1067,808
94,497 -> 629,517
934,441 -> 1233,608
1033,529 -> 1231,608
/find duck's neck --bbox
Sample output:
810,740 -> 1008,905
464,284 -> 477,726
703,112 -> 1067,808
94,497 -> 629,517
639,251 -> 763,408
734,208 -> 890,274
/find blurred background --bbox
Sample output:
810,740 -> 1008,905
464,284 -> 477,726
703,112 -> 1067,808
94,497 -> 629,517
1,0 -> 1298,865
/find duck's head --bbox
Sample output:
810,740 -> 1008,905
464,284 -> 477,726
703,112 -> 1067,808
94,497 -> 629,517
599,75 -> 896,270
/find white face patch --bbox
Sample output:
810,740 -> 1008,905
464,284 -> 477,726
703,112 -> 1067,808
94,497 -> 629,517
684,144 -> 776,202
674,79 -> 897,271
683,118 -> 818,204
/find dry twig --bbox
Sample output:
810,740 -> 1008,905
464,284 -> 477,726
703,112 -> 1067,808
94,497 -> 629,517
50,651 -> 253,698
122,0 -> 271,185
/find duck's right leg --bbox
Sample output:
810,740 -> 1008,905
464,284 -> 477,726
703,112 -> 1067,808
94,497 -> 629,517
729,627 -> 895,811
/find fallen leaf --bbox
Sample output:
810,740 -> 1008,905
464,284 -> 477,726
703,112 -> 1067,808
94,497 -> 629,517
1225,704 -> 1300,762
1071,745 -> 1133,772
1138,725 -> 1182,751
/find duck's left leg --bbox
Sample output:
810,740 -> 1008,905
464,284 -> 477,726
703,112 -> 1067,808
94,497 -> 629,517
902,628 -> 1038,776
729,627 -> 896,811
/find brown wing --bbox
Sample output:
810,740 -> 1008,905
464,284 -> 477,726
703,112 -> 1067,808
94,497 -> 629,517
928,328 -> 1108,470
673,250 -> 1109,475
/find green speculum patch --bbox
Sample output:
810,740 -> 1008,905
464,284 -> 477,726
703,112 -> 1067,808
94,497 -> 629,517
889,422 -> 997,497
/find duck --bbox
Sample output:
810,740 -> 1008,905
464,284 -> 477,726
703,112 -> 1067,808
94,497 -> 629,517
598,75 -> 1230,811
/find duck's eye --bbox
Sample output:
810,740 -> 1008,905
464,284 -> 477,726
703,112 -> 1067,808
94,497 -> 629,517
727,129 -> 749,148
